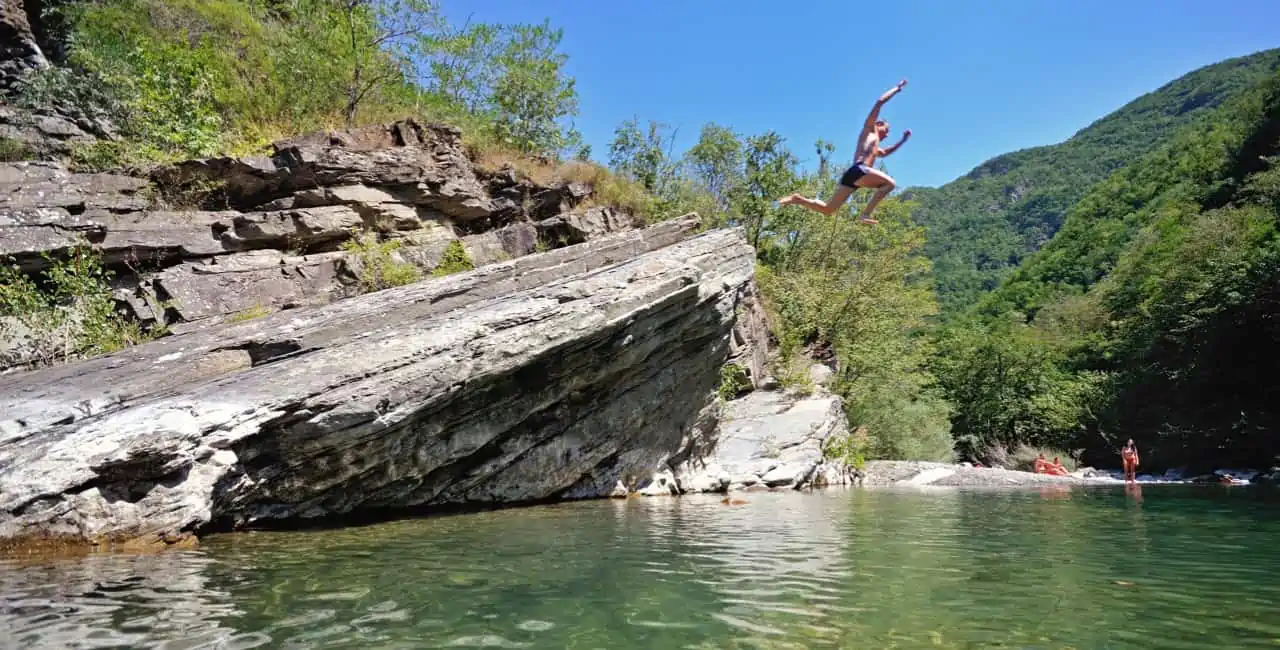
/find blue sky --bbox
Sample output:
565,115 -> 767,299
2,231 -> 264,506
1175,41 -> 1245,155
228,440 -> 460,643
439,0 -> 1279,189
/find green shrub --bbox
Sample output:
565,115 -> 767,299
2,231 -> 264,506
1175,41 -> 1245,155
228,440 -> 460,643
68,140 -> 167,173
13,65 -> 127,133
717,363 -> 751,401
823,427 -> 870,471
771,351 -> 815,396
70,3 -> 224,159
226,305 -> 272,323
0,246 -> 161,367
0,138 -> 34,163
431,240 -> 474,277
342,233 -> 423,293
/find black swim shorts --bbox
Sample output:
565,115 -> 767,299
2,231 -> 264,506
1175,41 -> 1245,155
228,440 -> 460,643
839,162 -> 873,188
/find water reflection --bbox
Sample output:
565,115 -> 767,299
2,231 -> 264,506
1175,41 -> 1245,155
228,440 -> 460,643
3,486 -> 1280,649
0,551 -> 257,649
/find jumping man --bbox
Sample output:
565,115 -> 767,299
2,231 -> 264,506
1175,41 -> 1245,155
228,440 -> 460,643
777,79 -> 912,224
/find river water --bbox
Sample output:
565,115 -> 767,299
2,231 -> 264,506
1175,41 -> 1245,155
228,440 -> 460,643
4,485 -> 1280,649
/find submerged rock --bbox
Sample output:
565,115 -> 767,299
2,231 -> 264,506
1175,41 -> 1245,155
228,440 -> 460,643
0,226 -> 756,549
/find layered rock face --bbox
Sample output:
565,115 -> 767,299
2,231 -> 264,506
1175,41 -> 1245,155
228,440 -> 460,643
0,225 -> 757,549
1,120 -> 644,367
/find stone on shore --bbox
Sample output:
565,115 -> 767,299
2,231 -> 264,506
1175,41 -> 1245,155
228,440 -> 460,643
858,460 -> 1089,487
659,382 -> 853,495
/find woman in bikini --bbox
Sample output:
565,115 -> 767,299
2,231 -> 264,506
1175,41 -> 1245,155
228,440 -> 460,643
1121,439 -> 1140,483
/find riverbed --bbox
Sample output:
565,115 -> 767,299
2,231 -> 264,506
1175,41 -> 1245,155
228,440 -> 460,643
4,485 -> 1280,648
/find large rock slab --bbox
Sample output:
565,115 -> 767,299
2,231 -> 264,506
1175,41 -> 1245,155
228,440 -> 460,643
138,251 -> 347,323
662,388 -> 852,494
152,121 -> 496,218
0,226 -> 755,549
536,206 -> 638,244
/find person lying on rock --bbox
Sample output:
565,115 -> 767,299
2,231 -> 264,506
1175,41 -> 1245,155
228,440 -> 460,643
777,79 -> 912,225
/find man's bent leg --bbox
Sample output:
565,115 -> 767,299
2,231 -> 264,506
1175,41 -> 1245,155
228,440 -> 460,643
854,169 -> 896,224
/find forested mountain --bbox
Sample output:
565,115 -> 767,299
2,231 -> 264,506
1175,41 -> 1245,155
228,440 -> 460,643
905,48 -> 1280,314
933,68 -> 1280,471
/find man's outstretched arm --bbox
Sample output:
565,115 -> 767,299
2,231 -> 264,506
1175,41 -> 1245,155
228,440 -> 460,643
879,129 -> 912,157
863,79 -> 908,131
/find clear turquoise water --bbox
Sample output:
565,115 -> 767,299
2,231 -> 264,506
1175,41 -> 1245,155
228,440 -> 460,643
4,485 -> 1280,649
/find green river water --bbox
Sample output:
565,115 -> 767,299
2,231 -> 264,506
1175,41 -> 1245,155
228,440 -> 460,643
4,485 -> 1280,649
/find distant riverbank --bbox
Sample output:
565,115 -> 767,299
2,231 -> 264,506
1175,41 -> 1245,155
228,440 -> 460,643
859,461 -> 1273,487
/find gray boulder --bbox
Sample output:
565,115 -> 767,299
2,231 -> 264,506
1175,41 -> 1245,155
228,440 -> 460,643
665,389 -> 851,494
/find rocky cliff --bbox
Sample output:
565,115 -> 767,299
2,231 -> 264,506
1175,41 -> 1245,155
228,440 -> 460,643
0,222 -> 757,550
0,116 -> 856,552
1,120 -> 647,367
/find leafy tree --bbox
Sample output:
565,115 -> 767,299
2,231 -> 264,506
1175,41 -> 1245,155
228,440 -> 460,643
416,17 -> 581,157
737,131 -> 801,250
686,122 -> 744,215
487,20 -> 581,156
334,0 -> 439,126
417,18 -> 503,113
608,117 -> 677,194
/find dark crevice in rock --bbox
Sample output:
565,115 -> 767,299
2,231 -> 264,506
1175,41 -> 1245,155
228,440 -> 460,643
216,339 -> 308,367
95,465 -> 193,505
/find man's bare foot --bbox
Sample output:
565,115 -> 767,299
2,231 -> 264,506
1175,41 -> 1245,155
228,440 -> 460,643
859,216 -> 879,225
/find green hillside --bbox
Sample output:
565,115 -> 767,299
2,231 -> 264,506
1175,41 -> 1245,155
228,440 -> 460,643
933,68 -> 1280,470
906,48 -> 1280,314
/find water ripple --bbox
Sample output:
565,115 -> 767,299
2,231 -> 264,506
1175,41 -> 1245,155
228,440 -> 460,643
4,486 -> 1280,648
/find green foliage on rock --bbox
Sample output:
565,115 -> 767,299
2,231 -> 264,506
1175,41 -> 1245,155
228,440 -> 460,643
431,240 -> 475,277
0,247 -> 160,367
823,426 -> 868,472
342,233 -> 423,293
16,0 -> 587,167
0,138 -> 34,162
717,363 -> 751,401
